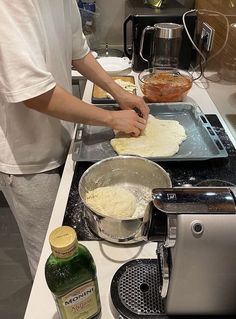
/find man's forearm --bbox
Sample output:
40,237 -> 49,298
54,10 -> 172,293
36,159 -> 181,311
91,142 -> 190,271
24,84 -> 146,136
24,85 -> 112,126
72,52 -> 124,100
72,52 -> 150,123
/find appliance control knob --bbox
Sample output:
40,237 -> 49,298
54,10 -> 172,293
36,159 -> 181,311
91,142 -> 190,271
191,220 -> 204,236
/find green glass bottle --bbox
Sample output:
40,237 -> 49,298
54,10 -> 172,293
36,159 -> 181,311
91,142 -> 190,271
45,226 -> 101,319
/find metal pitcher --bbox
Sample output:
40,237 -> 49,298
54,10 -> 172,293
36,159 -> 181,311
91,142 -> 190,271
139,22 -> 183,68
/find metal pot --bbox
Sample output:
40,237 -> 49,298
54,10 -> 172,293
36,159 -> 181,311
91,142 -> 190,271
79,156 -> 172,244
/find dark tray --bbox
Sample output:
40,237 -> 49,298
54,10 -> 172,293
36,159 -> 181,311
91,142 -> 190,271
72,103 -> 228,162
91,75 -> 136,104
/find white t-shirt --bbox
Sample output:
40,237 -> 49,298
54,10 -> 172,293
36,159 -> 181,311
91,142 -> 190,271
0,0 -> 90,174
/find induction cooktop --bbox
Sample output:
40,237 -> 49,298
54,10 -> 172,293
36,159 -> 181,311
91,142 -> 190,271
63,114 -> 236,241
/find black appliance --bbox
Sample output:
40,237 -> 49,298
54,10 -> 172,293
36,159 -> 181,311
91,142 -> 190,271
123,0 -> 197,71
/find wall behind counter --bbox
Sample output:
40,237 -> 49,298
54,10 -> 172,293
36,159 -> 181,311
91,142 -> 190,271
195,0 -> 236,72
92,0 -> 195,50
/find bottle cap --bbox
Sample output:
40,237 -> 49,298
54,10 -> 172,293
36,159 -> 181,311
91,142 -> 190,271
49,226 -> 78,258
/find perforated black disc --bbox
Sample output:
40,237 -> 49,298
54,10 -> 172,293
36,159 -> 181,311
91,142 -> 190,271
110,259 -> 166,319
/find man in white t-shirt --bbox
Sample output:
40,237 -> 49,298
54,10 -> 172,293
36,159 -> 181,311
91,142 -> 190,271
0,0 -> 149,278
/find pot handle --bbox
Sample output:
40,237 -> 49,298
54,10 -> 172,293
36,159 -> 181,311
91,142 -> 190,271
72,124 -> 83,161
139,25 -> 155,63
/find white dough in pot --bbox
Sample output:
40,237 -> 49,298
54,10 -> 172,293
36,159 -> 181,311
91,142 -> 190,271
85,186 -> 137,218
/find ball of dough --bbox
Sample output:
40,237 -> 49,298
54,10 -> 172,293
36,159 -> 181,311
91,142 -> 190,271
85,186 -> 136,218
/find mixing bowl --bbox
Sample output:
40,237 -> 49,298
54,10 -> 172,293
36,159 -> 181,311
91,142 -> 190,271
138,67 -> 193,103
79,156 -> 172,243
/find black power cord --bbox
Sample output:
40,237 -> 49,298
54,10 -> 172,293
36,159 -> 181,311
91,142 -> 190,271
183,9 -> 230,83
192,34 -> 209,81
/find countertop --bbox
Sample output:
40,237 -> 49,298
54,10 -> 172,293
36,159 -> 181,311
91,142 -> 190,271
204,77 -> 236,142
24,71 -> 236,319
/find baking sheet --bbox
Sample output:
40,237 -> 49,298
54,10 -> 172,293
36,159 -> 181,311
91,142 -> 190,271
72,103 -> 228,162
91,76 -> 136,104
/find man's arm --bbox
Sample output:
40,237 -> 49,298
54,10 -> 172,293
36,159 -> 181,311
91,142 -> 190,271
72,52 -> 126,100
72,52 -> 149,120
24,51 -> 148,136
24,85 -> 146,136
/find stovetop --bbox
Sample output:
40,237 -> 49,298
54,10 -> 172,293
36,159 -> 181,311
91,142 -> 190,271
63,115 -> 236,241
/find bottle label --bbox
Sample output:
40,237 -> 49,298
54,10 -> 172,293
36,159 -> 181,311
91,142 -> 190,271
57,280 -> 99,319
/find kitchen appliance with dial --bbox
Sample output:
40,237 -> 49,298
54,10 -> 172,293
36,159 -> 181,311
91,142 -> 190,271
110,187 -> 236,317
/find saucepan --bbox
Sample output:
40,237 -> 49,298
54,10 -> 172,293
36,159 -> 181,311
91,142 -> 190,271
79,156 -> 172,244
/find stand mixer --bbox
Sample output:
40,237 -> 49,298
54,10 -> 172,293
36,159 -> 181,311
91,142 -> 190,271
110,187 -> 236,317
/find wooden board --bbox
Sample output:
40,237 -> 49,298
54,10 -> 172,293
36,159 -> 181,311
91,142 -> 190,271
91,76 -> 136,104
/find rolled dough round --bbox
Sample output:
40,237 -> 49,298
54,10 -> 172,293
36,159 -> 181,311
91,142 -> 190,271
85,186 -> 137,218
111,115 -> 186,157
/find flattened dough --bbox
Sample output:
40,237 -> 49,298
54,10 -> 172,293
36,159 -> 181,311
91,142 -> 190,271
111,115 -> 186,157
85,186 -> 136,218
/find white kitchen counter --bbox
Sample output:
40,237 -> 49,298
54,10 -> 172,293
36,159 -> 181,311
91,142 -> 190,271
24,72 -> 236,319
204,78 -> 236,142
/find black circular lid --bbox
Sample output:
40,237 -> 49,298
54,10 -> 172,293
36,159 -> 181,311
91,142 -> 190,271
110,259 -> 165,319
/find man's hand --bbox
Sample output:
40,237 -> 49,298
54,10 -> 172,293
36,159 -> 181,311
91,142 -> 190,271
72,52 -> 150,128
110,109 -> 147,137
72,52 -> 149,136
116,91 -> 150,122
24,85 -> 146,137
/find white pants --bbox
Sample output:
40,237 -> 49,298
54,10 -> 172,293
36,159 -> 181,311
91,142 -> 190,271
0,168 -> 61,278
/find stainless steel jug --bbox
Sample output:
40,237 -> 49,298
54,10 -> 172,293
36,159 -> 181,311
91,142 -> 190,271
140,22 -> 183,68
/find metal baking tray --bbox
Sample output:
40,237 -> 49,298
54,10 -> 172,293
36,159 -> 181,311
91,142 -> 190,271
91,75 -> 136,104
72,103 -> 228,162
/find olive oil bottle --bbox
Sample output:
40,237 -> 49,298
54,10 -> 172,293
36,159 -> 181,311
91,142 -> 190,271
45,226 -> 101,319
